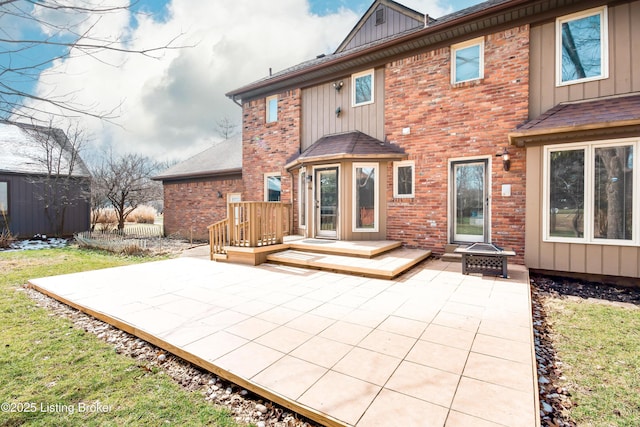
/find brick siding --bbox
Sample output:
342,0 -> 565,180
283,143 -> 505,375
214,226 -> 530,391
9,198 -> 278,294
242,89 -> 301,205
163,175 -> 243,241
385,25 -> 530,261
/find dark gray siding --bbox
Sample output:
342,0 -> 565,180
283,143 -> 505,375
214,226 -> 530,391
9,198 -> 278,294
0,173 -> 90,238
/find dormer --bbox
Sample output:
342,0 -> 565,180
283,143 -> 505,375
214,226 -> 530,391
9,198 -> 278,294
335,0 -> 431,54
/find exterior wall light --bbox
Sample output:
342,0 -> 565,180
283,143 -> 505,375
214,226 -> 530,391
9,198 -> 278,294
335,107 -> 342,118
217,190 -> 223,198
497,147 -> 511,171
333,81 -> 343,92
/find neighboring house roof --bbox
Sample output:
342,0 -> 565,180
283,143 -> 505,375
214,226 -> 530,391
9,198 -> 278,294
286,131 -> 406,169
509,93 -> 640,145
153,134 -> 242,181
0,121 -> 90,177
227,0 -> 554,101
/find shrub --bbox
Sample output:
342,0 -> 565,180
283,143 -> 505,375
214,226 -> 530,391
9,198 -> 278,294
127,205 -> 157,224
91,208 -> 118,225
0,211 -> 16,248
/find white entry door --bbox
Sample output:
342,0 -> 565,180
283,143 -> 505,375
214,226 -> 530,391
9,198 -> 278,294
452,160 -> 488,243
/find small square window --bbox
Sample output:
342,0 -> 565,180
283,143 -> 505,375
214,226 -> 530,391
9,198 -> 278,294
352,69 -> 374,107
556,7 -> 608,86
393,161 -> 415,198
266,95 -> 278,123
451,37 -> 484,84
265,173 -> 281,202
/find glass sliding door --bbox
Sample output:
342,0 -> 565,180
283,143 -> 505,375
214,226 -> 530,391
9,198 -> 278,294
452,160 -> 488,243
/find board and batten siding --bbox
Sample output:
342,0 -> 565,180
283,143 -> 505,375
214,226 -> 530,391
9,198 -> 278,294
529,1 -> 640,118
301,68 -> 385,151
525,145 -> 640,278
340,7 -> 423,52
525,1 -> 640,278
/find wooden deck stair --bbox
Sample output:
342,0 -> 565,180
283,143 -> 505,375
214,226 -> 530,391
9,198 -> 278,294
265,239 -> 431,279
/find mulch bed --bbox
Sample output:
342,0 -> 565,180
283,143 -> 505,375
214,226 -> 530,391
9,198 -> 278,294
530,274 -> 639,427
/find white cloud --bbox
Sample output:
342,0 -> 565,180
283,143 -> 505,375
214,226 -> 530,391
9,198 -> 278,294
22,0 -> 359,161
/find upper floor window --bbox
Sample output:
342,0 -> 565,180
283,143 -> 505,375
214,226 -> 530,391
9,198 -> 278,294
264,173 -> 281,201
352,69 -> 374,107
0,181 -> 8,215
266,95 -> 278,123
556,7 -> 608,86
451,37 -> 484,84
393,161 -> 415,198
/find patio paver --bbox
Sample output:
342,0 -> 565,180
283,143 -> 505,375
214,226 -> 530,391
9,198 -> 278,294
29,257 -> 538,427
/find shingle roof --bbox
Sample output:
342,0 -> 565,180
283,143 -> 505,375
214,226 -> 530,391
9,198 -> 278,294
227,0 -> 519,100
153,134 -> 242,181
509,94 -> 640,145
0,122 -> 90,177
286,131 -> 406,168
517,94 -> 640,131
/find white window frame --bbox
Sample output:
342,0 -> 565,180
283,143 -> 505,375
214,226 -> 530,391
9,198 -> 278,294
299,168 -> 307,228
352,162 -> 379,232
0,181 -> 8,215
352,69 -> 375,107
555,6 -> 609,87
451,37 -> 484,84
264,172 -> 281,202
543,138 -> 638,246
393,160 -> 415,198
266,95 -> 278,123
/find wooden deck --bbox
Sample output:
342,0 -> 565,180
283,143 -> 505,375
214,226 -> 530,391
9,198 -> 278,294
265,239 -> 431,279
287,239 -> 402,258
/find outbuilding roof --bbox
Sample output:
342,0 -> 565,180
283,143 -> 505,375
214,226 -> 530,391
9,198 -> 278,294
153,134 -> 242,181
286,131 -> 406,169
0,122 -> 90,177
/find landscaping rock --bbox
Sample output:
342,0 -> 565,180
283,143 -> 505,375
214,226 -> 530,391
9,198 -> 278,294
23,286 -> 319,427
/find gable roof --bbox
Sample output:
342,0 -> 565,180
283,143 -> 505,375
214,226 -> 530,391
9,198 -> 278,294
0,122 -> 90,177
509,94 -> 640,145
226,0 -> 528,101
227,0 -> 585,102
286,131 -> 406,169
335,0 -> 427,54
153,134 -> 242,181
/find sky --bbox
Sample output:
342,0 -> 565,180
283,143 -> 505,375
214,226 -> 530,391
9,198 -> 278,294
6,0 -> 484,162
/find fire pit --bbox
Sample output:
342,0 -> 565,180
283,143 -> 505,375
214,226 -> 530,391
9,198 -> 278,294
454,243 -> 516,278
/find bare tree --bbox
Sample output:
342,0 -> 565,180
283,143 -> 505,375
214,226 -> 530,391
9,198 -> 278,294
25,120 -> 91,236
0,0 -> 185,124
215,116 -> 238,140
92,151 -> 159,230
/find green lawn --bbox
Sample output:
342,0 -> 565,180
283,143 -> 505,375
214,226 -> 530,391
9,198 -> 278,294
546,298 -> 640,427
0,247 -> 242,427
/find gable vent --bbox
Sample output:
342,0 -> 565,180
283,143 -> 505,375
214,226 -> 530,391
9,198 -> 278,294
375,7 -> 385,25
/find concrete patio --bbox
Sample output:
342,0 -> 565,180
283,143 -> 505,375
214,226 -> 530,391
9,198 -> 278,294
29,257 -> 538,427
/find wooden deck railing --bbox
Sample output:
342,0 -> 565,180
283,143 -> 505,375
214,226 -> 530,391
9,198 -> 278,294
208,202 -> 291,259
